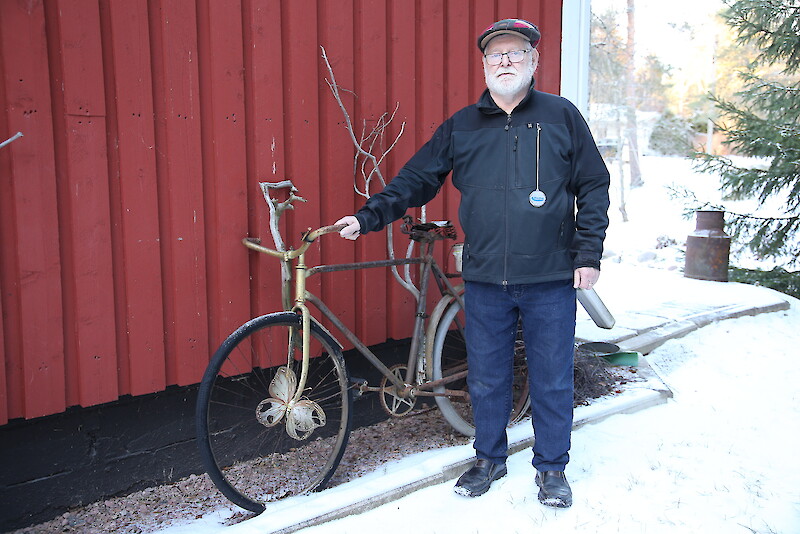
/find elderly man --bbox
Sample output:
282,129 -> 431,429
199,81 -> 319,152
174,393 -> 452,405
336,18 -> 609,508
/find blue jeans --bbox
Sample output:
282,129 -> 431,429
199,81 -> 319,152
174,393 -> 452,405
464,280 -> 576,472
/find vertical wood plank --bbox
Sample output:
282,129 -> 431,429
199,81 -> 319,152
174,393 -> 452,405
149,0 -> 209,386
351,0 -> 393,347
497,0 -> 518,19
243,0 -> 287,330
441,0 -> 474,267
375,0 -> 401,343
318,0 -> 358,346
0,289 -> 5,424
197,0 -> 251,352
0,0 -> 65,421
382,0 -> 419,343
416,0 -> 448,301
283,0 -> 323,293
473,1 -> 497,103
103,0 -> 167,396
534,1 -> 562,94
51,0 -> 118,408
0,57 -> 7,422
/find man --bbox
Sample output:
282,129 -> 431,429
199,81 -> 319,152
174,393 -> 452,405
336,18 -> 610,508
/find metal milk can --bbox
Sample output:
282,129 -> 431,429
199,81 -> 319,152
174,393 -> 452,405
684,210 -> 731,282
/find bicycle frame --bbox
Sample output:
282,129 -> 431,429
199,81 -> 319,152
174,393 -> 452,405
242,227 -> 466,402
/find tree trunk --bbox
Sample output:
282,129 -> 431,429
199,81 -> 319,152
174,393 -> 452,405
626,0 -> 644,187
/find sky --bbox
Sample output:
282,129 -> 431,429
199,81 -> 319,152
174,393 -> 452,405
152,156 -> 800,533
592,0 -> 725,65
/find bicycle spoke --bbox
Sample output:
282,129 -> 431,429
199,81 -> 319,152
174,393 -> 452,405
196,314 -> 352,513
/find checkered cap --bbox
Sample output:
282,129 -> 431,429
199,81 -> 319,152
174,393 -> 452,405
478,18 -> 541,51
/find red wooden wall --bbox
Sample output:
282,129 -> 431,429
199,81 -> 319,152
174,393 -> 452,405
0,0 -> 563,424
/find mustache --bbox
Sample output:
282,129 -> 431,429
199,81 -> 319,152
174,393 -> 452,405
493,67 -> 517,77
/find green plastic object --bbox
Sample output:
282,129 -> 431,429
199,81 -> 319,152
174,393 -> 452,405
600,351 -> 640,366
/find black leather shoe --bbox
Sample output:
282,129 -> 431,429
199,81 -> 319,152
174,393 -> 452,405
535,471 -> 572,508
453,459 -> 507,497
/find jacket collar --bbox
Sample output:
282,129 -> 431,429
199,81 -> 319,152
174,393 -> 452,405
477,78 -> 537,115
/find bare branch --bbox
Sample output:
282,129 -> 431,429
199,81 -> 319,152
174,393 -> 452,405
259,180 -> 306,285
0,131 -> 23,150
321,45 -> 418,298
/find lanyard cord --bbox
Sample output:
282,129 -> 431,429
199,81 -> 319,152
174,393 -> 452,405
535,123 -> 541,191
528,123 -> 547,208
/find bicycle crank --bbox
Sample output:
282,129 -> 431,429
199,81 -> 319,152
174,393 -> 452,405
378,365 -> 417,417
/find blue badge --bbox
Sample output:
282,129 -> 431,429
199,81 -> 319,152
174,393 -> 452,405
529,189 -> 546,207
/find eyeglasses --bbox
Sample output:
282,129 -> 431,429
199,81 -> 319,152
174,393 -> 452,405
483,49 -> 530,66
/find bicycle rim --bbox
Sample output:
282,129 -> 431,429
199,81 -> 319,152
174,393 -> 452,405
432,301 -> 530,436
196,312 -> 352,513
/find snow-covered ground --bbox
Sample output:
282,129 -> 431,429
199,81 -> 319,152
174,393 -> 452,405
155,156 -> 800,533
604,154 -> 792,271
256,295 -> 799,534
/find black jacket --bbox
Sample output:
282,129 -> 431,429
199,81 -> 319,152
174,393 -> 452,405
354,85 -> 610,285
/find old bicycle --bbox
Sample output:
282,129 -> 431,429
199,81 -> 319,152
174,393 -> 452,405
195,205 -> 531,513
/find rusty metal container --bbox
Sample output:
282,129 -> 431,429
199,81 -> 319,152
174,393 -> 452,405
684,210 -> 731,282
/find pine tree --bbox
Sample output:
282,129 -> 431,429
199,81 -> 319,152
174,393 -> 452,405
696,0 -> 800,263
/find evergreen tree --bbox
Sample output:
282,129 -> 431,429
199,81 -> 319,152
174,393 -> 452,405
696,0 -> 800,263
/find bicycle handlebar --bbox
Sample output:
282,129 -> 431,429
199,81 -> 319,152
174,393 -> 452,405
243,223 -> 347,259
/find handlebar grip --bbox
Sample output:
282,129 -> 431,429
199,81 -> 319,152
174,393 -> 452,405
303,223 -> 348,242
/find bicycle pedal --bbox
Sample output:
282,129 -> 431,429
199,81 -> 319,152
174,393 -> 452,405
349,377 -> 368,398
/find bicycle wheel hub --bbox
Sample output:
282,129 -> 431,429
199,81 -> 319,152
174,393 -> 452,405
255,366 -> 327,440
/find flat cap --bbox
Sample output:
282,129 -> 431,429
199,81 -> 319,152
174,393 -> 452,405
478,18 -> 541,51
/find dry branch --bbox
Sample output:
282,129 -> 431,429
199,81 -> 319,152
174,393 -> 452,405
320,46 -> 419,300
259,180 -> 306,291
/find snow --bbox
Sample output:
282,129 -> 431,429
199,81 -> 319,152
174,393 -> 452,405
155,156 -> 800,533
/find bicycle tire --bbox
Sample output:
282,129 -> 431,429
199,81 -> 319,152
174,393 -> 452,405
432,300 -> 530,436
196,312 -> 352,513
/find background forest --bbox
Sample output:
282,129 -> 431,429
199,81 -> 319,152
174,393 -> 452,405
588,0 -> 800,293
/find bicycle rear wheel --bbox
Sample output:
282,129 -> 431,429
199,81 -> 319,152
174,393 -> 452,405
196,312 -> 352,513
432,300 -> 530,436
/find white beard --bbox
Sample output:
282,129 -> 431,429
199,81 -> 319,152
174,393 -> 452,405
484,59 -> 534,99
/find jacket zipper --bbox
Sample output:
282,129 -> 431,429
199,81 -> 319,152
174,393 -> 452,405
503,114 -> 513,286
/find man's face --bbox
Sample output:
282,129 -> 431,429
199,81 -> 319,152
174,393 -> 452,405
482,34 -> 538,99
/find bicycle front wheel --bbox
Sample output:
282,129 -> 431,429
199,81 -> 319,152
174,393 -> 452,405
432,300 -> 530,436
196,312 -> 352,513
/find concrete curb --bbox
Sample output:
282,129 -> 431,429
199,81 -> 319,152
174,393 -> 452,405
600,299 -> 790,355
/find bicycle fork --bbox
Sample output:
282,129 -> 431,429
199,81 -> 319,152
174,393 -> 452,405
290,251 -> 313,402
257,250 -> 327,441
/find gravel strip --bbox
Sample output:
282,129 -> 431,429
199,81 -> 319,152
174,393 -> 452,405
12,362 -> 637,534
10,407 -> 470,534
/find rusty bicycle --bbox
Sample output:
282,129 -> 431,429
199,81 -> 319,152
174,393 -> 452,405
195,195 -> 530,513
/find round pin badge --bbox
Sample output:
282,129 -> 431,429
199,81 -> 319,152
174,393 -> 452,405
529,189 -> 546,207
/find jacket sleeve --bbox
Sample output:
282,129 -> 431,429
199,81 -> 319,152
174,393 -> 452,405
354,119 -> 454,234
566,104 -> 611,270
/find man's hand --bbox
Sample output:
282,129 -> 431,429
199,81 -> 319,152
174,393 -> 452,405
574,267 -> 600,290
335,216 -> 361,240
